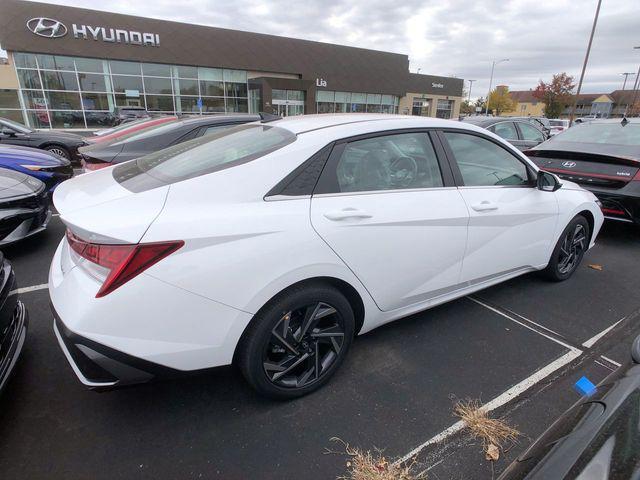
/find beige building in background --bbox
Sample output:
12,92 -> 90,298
502,90 -> 545,117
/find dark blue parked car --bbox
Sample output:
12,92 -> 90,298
0,145 -> 73,192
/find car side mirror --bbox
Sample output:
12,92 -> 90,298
537,170 -> 562,192
1,128 -> 17,137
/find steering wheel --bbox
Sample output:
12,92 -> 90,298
389,155 -> 418,188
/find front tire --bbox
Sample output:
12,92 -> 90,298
237,284 -> 355,399
44,145 -> 71,160
543,215 -> 590,281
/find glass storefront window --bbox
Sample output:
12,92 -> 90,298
317,91 -> 334,102
46,91 -> 81,110
13,53 -> 37,69
351,93 -> 366,104
226,98 -> 248,113
0,89 -> 21,109
78,73 -> 110,92
225,82 -> 247,98
12,52 -> 249,128
335,91 -> 351,103
366,104 -> 382,113
200,81 -> 224,97
36,54 -> 75,71
25,110 -> 51,128
110,60 -> 141,75
271,89 -> 286,101
174,78 -> 199,96
172,66 -> 198,79
202,97 -> 226,113
144,77 -> 173,94
82,93 -> 113,110
223,69 -> 247,83
366,93 -> 381,105
381,95 -> 395,105
21,90 -> 46,110
317,102 -> 335,114
50,111 -> 84,129
199,68 -> 223,81
17,70 -> 42,90
142,63 -> 172,77
75,58 -> 107,73
112,75 -> 144,93
0,109 -> 25,123
436,99 -> 453,119
41,71 -> 79,91
145,95 -> 174,111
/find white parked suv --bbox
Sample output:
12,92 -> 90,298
49,114 -> 603,398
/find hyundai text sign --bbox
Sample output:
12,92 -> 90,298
26,17 -> 160,47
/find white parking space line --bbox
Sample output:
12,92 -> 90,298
594,359 -> 617,372
582,319 -> 623,348
396,349 -> 582,465
9,284 -> 48,296
600,355 -> 622,368
468,297 -> 581,353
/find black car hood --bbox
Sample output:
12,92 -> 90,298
0,168 -> 44,199
530,140 -> 640,162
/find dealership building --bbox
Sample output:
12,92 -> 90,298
0,0 -> 464,130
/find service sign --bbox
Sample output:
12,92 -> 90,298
27,17 -> 160,46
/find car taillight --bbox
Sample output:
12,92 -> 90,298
66,230 -> 184,298
633,170 -> 640,182
83,161 -> 110,172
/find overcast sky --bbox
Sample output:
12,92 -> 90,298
16,0 -> 640,99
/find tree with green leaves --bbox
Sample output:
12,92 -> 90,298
533,73 -> 575,118
487,86 -> 516,115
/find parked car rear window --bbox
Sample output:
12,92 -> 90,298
112,119 -> 181,144
114,124 -> 296,192
554,123 -> 640,146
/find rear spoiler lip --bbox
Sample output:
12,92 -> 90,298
60,217 -> 133,245
526,149 -> 640,167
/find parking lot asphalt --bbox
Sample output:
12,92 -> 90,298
0,216 -> 638,479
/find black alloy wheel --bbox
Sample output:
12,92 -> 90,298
544,215 -> 590,281
263,302 -> 345,389
238,284 -> 355,399
45,145 -> 70,160
557,223 -> 587,275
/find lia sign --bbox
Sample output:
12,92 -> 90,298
27,17 -> 160,47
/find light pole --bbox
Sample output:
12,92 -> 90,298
467,79 -> 476,102
621,72 -> 635,90
569,0 -> 602,126
628,47 -> 640,117
485,59 -> 509,115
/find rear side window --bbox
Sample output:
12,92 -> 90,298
490,122 -> 518,140
114,124 -> 295,192
444,132 -> 530,187
518,122 -> 544,142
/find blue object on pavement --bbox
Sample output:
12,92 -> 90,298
574,376 -> 597,396
0,145 -> 73,192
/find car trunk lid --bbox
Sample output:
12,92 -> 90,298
527,150 -> 640,189
53,166 -> 169,244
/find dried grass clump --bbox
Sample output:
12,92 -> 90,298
330,438 -> 418,480
453,399 -> 520,460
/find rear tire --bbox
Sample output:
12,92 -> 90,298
543,215 -> 590,281
237,284 -> 354,399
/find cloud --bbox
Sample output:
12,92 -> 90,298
28,0 -> 640,98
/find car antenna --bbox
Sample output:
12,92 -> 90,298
621,116 -> 629,127
259,112 -> 281,123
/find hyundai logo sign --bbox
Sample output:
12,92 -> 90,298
562,161 -> 577,168
26,17 -> 68,38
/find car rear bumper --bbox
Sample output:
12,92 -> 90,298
590,190 -> 640,224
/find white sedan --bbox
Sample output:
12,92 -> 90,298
49,114 -> 603,398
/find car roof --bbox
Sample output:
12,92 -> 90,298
270,113 -> 472,135
177,114 -> 260,127
587,118 -> 640,125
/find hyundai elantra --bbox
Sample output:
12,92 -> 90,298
50,114 -> 603,398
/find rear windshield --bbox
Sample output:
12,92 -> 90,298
114,124 -> 296,192
548,120 -> 566,127
552,123 -> 640,146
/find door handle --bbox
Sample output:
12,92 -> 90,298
471,201 -> 498,212
323,208 -> 372,221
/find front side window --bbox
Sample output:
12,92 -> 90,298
490,122 -> 518,140
518,122 -> 544,142
333,132 -> 443,193
115,125 -> 296,191
444,132 -> 531,187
